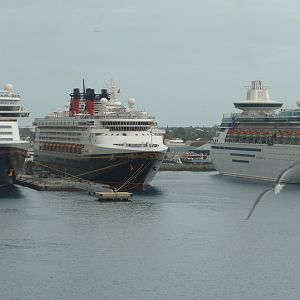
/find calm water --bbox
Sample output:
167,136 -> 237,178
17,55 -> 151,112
1,171 -> 300,300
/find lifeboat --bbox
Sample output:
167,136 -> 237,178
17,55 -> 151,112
291,132 -> 300,136
258,131 -> 269,136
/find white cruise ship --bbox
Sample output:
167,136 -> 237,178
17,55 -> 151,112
0,83 -> 30,184
33,81 -> 168,190
211,80 -> 300,183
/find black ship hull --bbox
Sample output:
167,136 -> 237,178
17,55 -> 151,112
0,147 -> 27,185
34,151 -> 165,190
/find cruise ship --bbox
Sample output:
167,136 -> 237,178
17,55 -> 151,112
211,80 -> 300,183
33,81 -> 168,190
0,84 -> 30,185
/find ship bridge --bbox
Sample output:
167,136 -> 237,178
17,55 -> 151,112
0,84 -> 30,120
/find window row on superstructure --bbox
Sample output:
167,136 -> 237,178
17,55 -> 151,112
37,126 -> 88,131
38,136 -> 81,142
0,106 -> 20,111
0,138 -> 13,141
107,126 -> 149,131
36,120 -> 94,127
101,133 -> 151,136
235,103 -> 281,108
0,132 -> 12,135
97,113 -> 152,119
225,136 -> 300,145
102,121 -> 152,126
0,100 -> 20,105
38,131 -> 82,136
0,113 -> 29,117
113,143 -> 159,147
0,92 -> 20,98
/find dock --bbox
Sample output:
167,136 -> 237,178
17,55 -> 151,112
95,191 -> 132,201
16,175 -> 133,202
16,176 -> 79,191
159,162 -> 215,171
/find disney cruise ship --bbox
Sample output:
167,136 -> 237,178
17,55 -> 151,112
0,83 -> 30,185
211,80 -> 300,183
33,81 -> 168,190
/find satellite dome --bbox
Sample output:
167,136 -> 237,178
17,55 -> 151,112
297,99 -> 300,109
100,97 -> 108,105
128,98 -> 135,107
4,83 -> 13,92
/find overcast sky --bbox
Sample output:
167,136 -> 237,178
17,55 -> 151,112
1,0 -> 300,126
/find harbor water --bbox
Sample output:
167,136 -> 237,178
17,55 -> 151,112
1,171 -> 300,299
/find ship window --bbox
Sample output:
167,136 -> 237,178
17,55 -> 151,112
0,132 -> 12,135
0,125 -> 12,128
0,106 -> 20,111
0,138 -> 13,141
122,133 -> 126,136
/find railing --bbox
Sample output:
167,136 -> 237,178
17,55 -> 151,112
222,112 -> 300,124
91,113 -> 154,120
37,111 -> 154,120
0,92 -> 20,98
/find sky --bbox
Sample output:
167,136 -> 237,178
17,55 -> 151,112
1,0 -> 300,127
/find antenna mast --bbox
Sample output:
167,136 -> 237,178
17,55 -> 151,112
83,79 -> 86,98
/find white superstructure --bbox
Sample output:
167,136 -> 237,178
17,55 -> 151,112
211,81 -> 300,183
0,84 -> 29,146
33,81 -> 168,189
0,83 -> 30,183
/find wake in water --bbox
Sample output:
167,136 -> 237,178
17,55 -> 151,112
246,161 -> 300,219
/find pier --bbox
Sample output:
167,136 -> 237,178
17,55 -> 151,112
95,191 -> 132,201
16,176 -> 79,191
160,162 -> 215,171
16,175 -> 133,201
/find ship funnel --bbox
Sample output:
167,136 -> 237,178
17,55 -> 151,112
246,80 -> 270,102
234,80 -> 283,113
86,88 -> 95,100
73,88 -> 80,98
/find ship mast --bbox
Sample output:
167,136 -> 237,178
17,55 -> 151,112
106,79 -> 119,103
